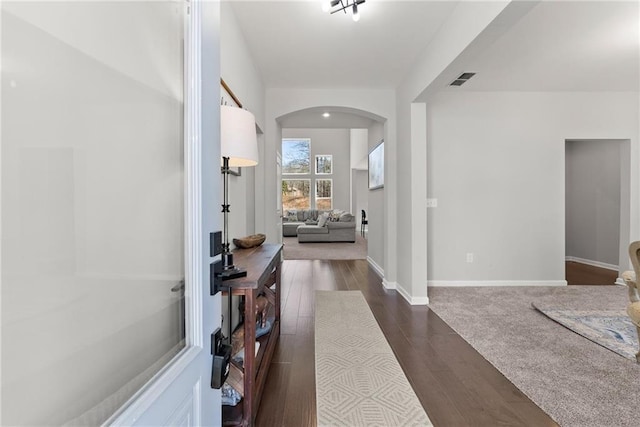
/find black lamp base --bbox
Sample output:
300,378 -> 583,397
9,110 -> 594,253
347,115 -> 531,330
220,267 -> 247,281
220,252 -> 247,281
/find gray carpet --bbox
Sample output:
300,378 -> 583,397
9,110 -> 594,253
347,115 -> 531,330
315,291 -> 432,427
283,235 -> 367,260
428,285 -> 640,427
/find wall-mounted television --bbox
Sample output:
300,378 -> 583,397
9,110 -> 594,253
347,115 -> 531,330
368,140 -> 384,190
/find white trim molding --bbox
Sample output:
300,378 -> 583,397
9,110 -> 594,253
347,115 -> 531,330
397,283 -> 429,305
367,256 -> 384,278
108,348 -> 201,426
427,280 -> 567,287
382,279 -> 397,290
565,256 -> 619,272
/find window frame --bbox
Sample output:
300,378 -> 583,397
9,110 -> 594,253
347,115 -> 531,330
315,178 -> 333,210
282,178 -> 312,211
315,154 -> 333,175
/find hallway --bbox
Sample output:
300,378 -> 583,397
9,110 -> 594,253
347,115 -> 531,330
254,260 -> 555,426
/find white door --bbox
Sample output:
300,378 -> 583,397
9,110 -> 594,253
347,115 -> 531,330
1,1 -> 221,426
109,1 -> 222,425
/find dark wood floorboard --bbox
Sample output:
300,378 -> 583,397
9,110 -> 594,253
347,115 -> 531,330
566,261 -> 618,285
254,259 -> 558,427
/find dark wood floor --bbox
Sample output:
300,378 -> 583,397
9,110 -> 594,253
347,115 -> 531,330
565,261 -> 618,286
255,260 -> 558,427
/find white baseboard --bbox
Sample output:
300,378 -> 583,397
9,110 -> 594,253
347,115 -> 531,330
396,282 -> 429,305
427,280 -> 567,287
382,279 -> 397,290
565,256 -> 619,271
367,256 -> 384,278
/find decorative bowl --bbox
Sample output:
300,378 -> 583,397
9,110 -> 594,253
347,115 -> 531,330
233,233 -> 266,249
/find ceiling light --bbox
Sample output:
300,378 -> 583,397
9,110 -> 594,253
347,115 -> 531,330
325,0 -> 365,21
322,112 -> 331,118
352,4 -> 360,22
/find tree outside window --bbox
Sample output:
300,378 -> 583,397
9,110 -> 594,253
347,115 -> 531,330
315,155 -> 332,174
282,179 -> 311,210
282,139 -> 310,174
316,179 -> 332,210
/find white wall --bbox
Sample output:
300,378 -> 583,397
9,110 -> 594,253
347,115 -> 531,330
281,128 -> 351,212
367,123 -> 385,270
426,91 -> 639,283
394,1 -> 512,303
353,170 -> 369,228
350,128 -> 368,170
566,140 -> 622,266
350,129 -> 368,224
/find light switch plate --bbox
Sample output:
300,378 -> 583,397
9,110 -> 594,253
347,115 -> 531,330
426,198 -> 438,208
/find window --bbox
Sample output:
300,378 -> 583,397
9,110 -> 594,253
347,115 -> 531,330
282,179 -> 311,210
315,154 -> 332,174
282,138 -> 311,174
316,179 -> 333,210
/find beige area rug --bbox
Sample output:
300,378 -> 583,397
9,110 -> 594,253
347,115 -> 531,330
315,291 -> 432,427
428,286 -> 640,427
283,235 -> 367,260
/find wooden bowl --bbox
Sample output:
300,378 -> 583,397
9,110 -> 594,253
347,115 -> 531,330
233,233 -> 266,249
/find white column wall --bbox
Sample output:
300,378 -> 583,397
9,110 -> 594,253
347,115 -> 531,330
394,1 -> 512,303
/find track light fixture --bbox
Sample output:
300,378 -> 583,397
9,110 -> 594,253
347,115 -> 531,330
323,0 -> 365,21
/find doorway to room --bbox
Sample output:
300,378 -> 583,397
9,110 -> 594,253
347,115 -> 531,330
275,106 -> 385,261
565,139 -> 630,285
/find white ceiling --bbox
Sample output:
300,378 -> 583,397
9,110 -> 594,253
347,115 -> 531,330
444,0 -> 640,92
278,107 -> 376,128
230,0 -> 639,93
229,0 -> 459,89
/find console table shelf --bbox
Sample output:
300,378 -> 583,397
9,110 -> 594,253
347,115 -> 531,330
222,243 -> 282,427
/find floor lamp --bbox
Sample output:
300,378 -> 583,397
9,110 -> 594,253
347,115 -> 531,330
220,105 -> 258,343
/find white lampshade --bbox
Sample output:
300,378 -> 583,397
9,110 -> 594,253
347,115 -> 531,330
221,105 -> 259,167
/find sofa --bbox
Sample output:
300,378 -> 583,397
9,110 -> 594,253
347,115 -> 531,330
282,209 -> 356,242
282,209 -> 329,237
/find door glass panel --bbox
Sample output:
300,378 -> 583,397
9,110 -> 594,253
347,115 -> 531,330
1,2 -> 185,425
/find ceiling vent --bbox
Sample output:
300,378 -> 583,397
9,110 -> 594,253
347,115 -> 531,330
449,72 -> 476,87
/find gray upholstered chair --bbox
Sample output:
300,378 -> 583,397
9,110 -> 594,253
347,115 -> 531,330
623,241 -> 640,362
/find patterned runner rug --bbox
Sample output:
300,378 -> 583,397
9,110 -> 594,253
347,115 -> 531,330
314,291 -> 432,427
532,304 -> 639,360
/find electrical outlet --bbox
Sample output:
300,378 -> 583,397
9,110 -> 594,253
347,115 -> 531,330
426,198 -> 438,208
466,253 -> 474,263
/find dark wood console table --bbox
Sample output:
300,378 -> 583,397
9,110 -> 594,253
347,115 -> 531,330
222,243 -> 282,426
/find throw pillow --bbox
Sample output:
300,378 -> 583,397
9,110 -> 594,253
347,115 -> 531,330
339,213 -> 354,222
287,210 -> 297,221
317,213 -> 329,227
328,211 -> 341,222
